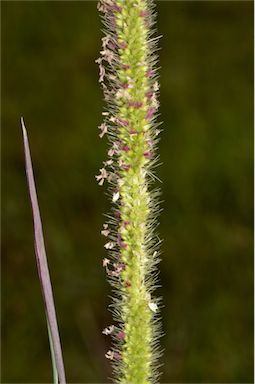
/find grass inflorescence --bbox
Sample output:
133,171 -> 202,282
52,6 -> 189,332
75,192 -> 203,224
96,1 -> 163,383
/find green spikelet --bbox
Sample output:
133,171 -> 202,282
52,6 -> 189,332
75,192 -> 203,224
96,1 -> 162,383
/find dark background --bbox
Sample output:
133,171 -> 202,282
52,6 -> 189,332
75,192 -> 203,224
2,1 -> 253,383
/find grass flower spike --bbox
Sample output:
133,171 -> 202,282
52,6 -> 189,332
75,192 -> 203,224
96,1 -> 162,383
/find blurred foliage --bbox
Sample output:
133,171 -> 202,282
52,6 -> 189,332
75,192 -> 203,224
2,1 -> 253,383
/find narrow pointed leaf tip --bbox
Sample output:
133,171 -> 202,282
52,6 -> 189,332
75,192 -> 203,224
21,118 -> 66,384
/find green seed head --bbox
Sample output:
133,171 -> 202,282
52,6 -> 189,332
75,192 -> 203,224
96,1 -> 163,383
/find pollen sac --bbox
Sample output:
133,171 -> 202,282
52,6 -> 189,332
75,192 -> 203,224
104,159 -> 113,166
148,302 -> 158,313
146,107 -> 155,120
113,262 -> 125,274
145,92 -> 153,100
113,351 -> 122,360
119,242 -> 127,249
121,63 -> 130,70
122,164 -> 130,171
139,9 -> 150,18
117,118 -> 129,127
146,68 -> 153,78
116,330 -> 125,340
144,150 -> 153,159
102,258 -> 110,267
118,41 -> 128,49
110,3 -> 122,13
108,148 -> 115,157
129,128 -> 137,135
121,82 -> 129,89
105,350 -> 115,360
114,210 -> 121,219
112,191 -> 120,202
96,168 -> 108,186
98,123 -> 108,138
104,241 -> 115,250
101,224 -> 110,236
124,280 -> 131,289
103,325 -> 115,335
122,145 -> 129,152
153,81 -> 160,91
96,57 -> 106,83
128,100 -> 143,109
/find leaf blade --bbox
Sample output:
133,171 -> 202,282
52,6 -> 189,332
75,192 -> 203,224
21,117 -> 66,384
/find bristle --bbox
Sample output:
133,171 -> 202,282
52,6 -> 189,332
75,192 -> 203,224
96,1 -> 163,383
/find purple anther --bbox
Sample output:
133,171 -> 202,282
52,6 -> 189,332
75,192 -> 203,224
122,145 -> 129,152
146,107 -> 155,120
125,280 -> 131,288
121,82 -> 129,89
114,139 -> 122,148
116,331 -> 125,340
122,164 -> 131,171
129,128 -> 137,135
114,352 -> 122,360
108,40 -> 118,50
144,151 -> 153,159
139,10 -> 150,17
146,139 -> 154,147
110,17 -> 117,31
117,118 -> 129,127
118,41 -> 128,49
128,100 -> 143,109
117,234 -> 127,249
145,90 -> 153,99
114,263 -> 125,273
117,233 -> 122,244
146,69 -> 153,78
114,210 -> 121,219
121,64 -> 130,70
111,3 -> 122,13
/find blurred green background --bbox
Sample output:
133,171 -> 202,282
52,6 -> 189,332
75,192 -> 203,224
2,1 -> 253,383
